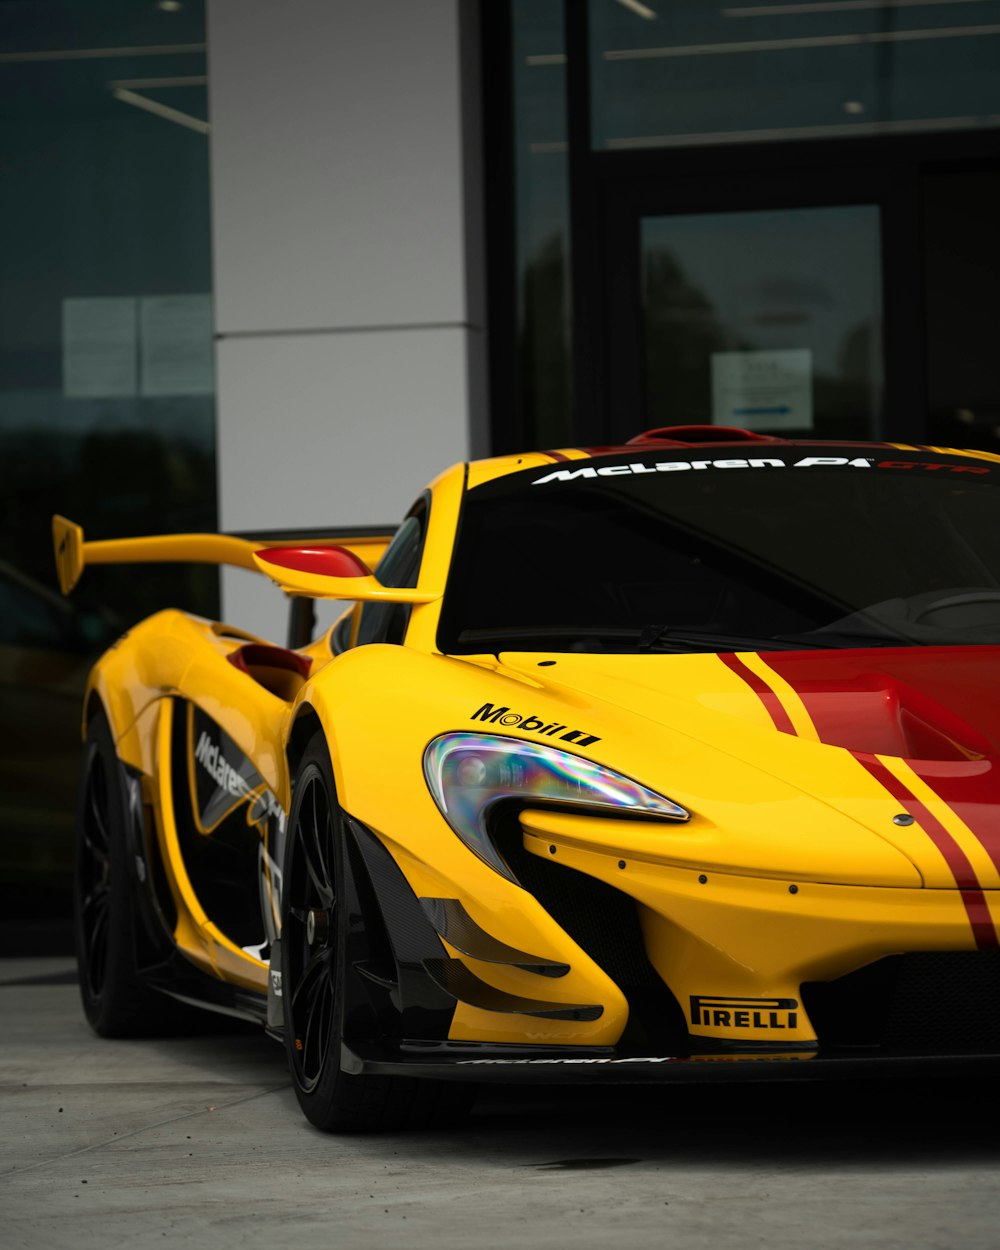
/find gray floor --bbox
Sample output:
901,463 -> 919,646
3,956 -> 1000,1250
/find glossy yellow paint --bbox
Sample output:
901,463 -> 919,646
521,823 -> 986,1044
738,652 -> 821,742
52,513 -> 392,596
84,612 -> 283,991
51,437 -> 1000,1051
879,755 -> 1000,889
252,552 -> 441,603
154,699 -> 268,991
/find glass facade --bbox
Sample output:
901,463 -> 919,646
0,0 -> 217,941
588,0 -> 1000,150
503,1 -> 1000,455
511,0 -> 572,448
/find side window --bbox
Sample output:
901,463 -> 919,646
354,494 -> 429,647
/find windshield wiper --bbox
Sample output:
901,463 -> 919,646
456,625 -> 820,654
455,626 -> 642,651
454,623 -> 923,655
636,625 -> 817,653
775,626 -> 911,649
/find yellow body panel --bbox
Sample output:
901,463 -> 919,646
521,819 -> 987,1044
53,436 -> 1000,1060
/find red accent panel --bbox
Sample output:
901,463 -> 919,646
544,450 -> 571,462
256,545 -> 372,578
759,649 -> 1000,886
718,652 -> 797,736
228,644 -> 312,679
760,649 -> 1000,759
851,753 -> 998,950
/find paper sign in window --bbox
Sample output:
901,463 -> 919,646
711,349 -> 812,431
62,297 -> 138,398
140,294 -> 214,397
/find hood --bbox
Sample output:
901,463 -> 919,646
495,645 -> 1000,893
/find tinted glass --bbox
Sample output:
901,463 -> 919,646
354,497 -> 428,647
0,0 -> 216,948
589,0 -> 1000,150
642,206 -> 883,438
512,0 -> 572,447
924,168 -> 1000,452
438,447 -> 1000,653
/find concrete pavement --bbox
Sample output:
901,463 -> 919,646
3,956 -> 1000,1250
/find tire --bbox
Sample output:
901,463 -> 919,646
74,709 -> 180,1036
280,735 -> 476,1132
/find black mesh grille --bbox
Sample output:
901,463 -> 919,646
803,951 -> 1000,1054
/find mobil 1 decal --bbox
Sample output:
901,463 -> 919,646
470,701 -> 601,747
187,705 -> 285,837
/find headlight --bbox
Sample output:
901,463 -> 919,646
423,732 -> 689,881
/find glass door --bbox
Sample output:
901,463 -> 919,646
640,203 -> 884,440
593,159 -> 920,446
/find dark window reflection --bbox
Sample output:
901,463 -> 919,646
642,206 -> 883,439
0,0 -> 216,947
512,0 -> 573,447
589,0 -> 1000,151
925,168 -> 1000,454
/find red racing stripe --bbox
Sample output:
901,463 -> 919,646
853,753 -> 998,950
718,652 -> 797,736
543,450 -> 571,462
759,649 -> 1000,886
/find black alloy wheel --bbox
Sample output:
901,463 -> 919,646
284,762 -> 339,1094
281,734 -> 477,1133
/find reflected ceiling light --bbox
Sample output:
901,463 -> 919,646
157,1 -> 184,11
614,0 -> 658,17
111,75 -> 206,89
605,112 -> 999,148
110,84 -> 209,135
724,0 -> 987,15
843,100 -> 866,113
0,43 -> 205,64
604,23 -> 1000,57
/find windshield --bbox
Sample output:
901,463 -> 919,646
437,447 -> 1000,654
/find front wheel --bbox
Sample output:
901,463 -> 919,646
280,735 -> 475,1132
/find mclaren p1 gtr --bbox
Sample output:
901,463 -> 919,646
52,424 -> 1000,1131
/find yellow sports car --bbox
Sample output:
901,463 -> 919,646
53,425 -> 1000,1131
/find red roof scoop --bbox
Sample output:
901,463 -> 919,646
627,425 -> 786,446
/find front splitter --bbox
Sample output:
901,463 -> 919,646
341,1040 -> 1000,1084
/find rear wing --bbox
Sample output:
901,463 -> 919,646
52,514 -> 395,596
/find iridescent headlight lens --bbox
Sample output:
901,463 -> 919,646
423,732 -> 689,880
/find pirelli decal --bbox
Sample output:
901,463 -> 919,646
690,995 -> 799,1031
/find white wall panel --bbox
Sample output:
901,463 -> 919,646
207,0 -> 474,335
206,0 -> 487,641
215,327 -> 477,640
